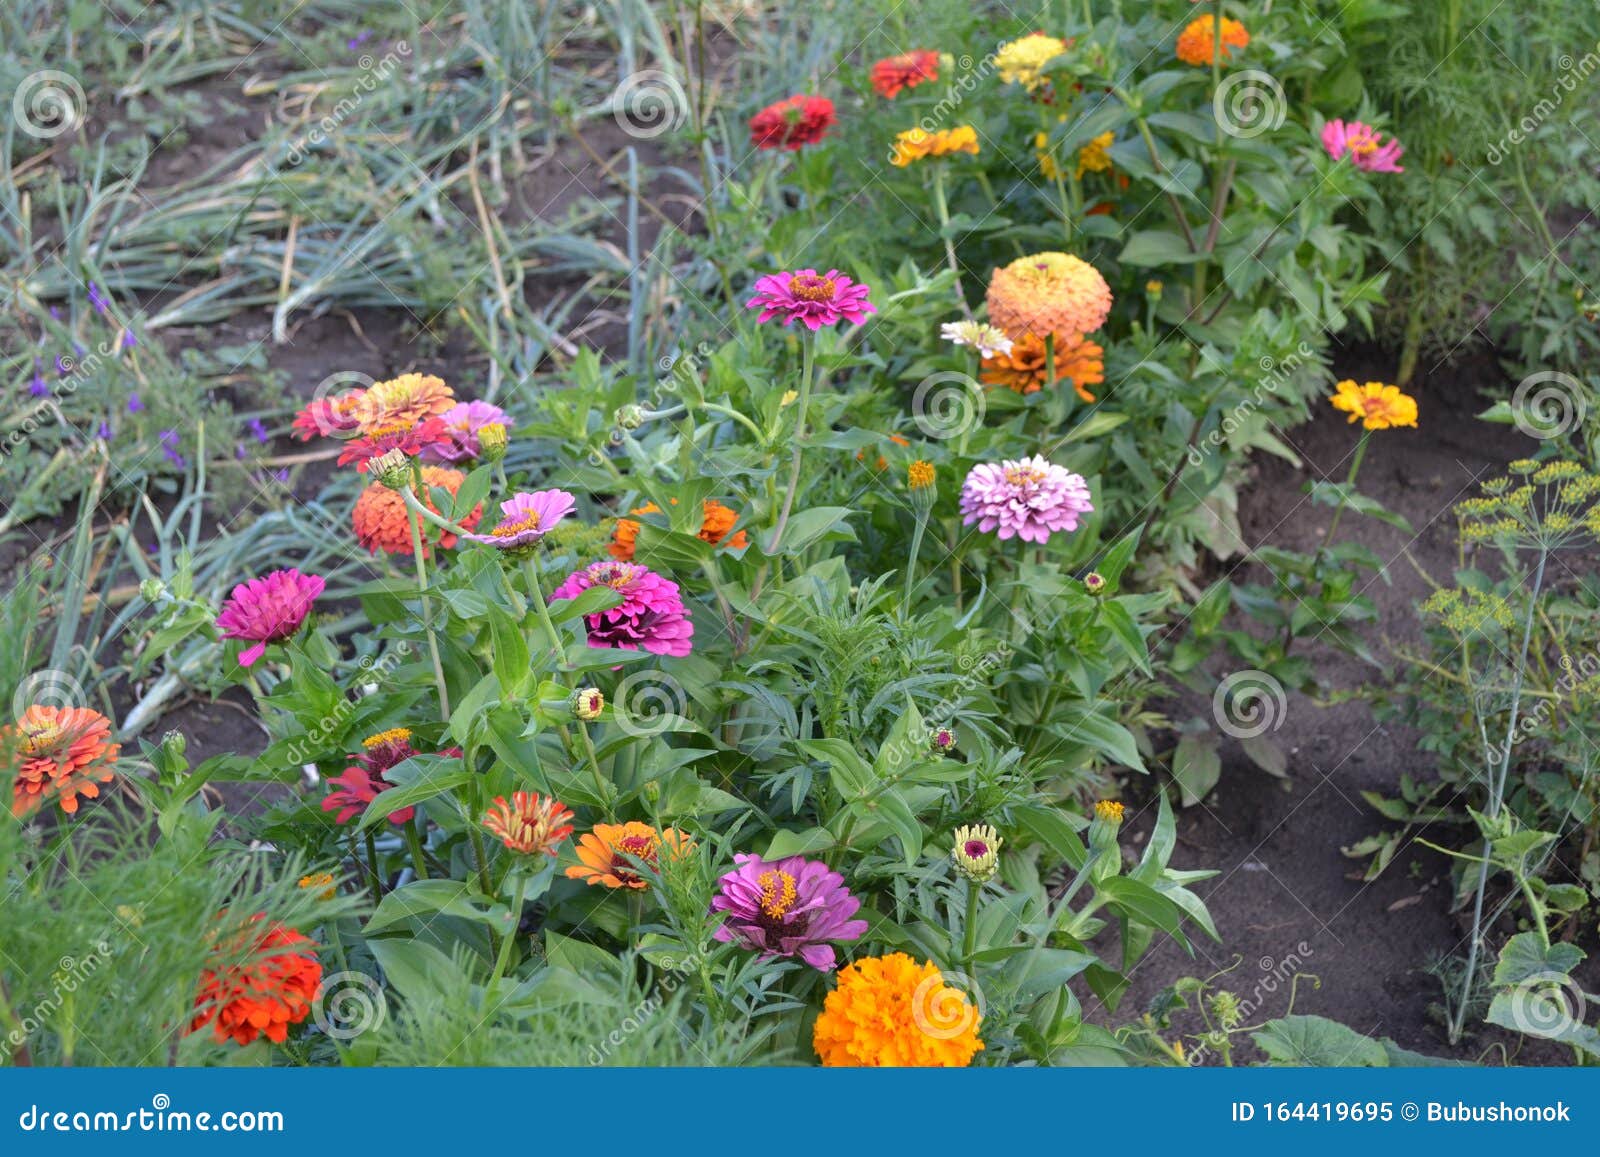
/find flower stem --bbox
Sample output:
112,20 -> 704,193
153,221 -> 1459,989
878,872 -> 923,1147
404,817 -> 430,879
962,878 -> 981,975
364,830 -> 384,901
1321,429 -> 1370,547
405,477 -> 451,719
769,334 -> 816,553
905,513 -> 929,610
576,720 -> 614,818
522,556 -> 567,670
486,871 -> 529,1001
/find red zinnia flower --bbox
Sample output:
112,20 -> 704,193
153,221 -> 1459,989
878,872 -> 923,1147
749,94 -> 836,150
871,50 -> 939,99
189,914 -> 322,1047
337,417 -> 452,471
291,390 -> 364,441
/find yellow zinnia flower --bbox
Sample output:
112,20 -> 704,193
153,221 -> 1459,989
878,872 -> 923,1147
1329,380 -> 1419,431
996,33 -> 1068,92
1075,131 -> 1114,178
890,125 -> 979,167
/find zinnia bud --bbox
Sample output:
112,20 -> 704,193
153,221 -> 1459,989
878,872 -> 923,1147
477,422 -> 507,462
951,822 -> 1001,882
160,730 -> 187,759
908,460 -> 937,515
929,726 -> 957,755
573,687 -> 604,721
1084,571 -> 1106,596
1087,798 -> 1125,865
140,577 -> 166,602
615,404 -> 645,430
369,448 -> 412,490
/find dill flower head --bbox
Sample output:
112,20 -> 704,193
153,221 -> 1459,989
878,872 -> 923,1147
889,125 -> 979,167
565,821 -> 694,889
951,823 -> 1001,882
7,704 -> 120,818
1176,15 -> 1250,66
986,252 -> 1113,341
483,791 -> 575,856
980,331 -> 1104,400
996,33 -> 1068,92
813,953 -> 985,1067
1329,380 -> 1418,430
870,50 -> 940,99
189,914 -> 321,1047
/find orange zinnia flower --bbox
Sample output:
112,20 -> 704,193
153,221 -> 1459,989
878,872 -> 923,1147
7,704 -> 120,818
483,791 -> 575,857
352,372 -> 455,433
987,252 -> 1112,341
981,332 -> 1104,401
609,499 -> 749,561
351,466 -> 481,556
813,953 -> 984,1067
870,50 -> 939,99
1176,15 -> 1249,66
1329,380 -> 1418,430
189,914 -> 322,1047
565,821 -> 694,890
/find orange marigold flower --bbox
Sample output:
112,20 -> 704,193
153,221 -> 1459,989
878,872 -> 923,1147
564,821 -> 694,890
351,466 -> 481,557
297,872 -> 336,901
353,373 -> 455,433
987,252 -> 1112,341
609,498 -> 748,561
189,914 -> 322,1047
483,791 -> 575,857
1330,380 -> 1418,430
889,125 -> 980,167
813,952 -> 984,1067
870,50 -> 939,99
980,331 -> 1104,401
1176,15 -> 1249,67
7,704 -> 120,818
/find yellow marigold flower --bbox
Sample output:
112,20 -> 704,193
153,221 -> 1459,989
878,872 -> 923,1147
1095,799 -> 1125,822
1176,15 -> 1250,67
890,125 -> 979,167
1075,131 -> 1114,178
1329,380 -> 1418,430
996,33 -> 1068,92
297,872 -> 336,901
908,460 -> 935,490
813,953 -> 984,1067
986,252 -> 1113,341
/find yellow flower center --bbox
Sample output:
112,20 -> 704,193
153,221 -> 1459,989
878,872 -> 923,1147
590,562 -> 638,589
20,721 -> 62,754
363,727 -> 413,749
758,869 -> 798,918
790,274 -> 837,302
493,511 -> 542,537
1004,464 -> 1048,486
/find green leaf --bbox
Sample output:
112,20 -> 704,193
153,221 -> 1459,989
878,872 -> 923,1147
1097,876 -> 1189,948
1012,803 -> 1088,870
365,880 -> 510,935
763,827 -> 836,859
1172,733 -> 1221,807
1053,707 -> 1147,772
1253,1015 -> 1388,1067
546,584 -> 624,624
1491,931 -> 1584,986
1118,230 -> 1203,267
354,759 -> 473,831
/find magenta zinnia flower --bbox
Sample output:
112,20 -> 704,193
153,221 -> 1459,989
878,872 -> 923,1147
422,400 -> 509,464
745,269 -> 876,331
960,455 -> 1094,544
1321,118 -> 1404,173
550,561 -> 694,657
711,853 -> 868,970
463,488 -> 575,552
216,568 -> 325,666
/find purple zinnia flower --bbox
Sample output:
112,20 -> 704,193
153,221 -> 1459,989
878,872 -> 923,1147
711,853 -> 868,970
744,269 -> 875,331
216,567 -> 326,667
959,455 -> 1094,544
550,560 -> 694,657
1321,118 -> 1404,174
421,399 -> 509,464
463,488 -> 575,552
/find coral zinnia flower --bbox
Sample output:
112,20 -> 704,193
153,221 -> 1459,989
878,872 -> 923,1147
889,125 -> 979,167
1176,15 -> 1249,66
980,331 -> 1104,401
1329,380 -> 1418,430
550,561 -> 694,657
421,400 -> 510,464
321,728 -> 458,826
352,466 -> 481,557
483,791 -> 574,856
995,33 -> 1068,92
7,704 -> 120,818
870,50 -> 939,99
1321,118 -> 1405,173
813,953 -> 984,1067
337,417 -> 452,471
215,568 -> 325,667
352,372 -> 455,432
711,853 -> 868,970
462,488 -> 576,553
565,821 -> 694,889
292,390 -> 364,441
745,269 -> 875,330
960,455 -> 1094,543
189,914 -> 321,1047
986,252 -> 1112,341
608,498 -> 748,561
749,94 -> 836,150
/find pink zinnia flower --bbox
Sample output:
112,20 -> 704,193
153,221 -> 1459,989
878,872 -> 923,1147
1321,118 -> 1404,173
462,488 -> 575,552
550,561 -> 694,657
216,568 -> 325,666
745,270 -> 875,331
711,853 -> 868,970
421,400 -> 509,464
960,455 -> 1094,544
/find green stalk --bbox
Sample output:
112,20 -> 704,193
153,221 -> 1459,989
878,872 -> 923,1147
404,818 -> 431,879
1321,429 -> 1370,547
405,473 -> 451,719
962,879 -> 981,974
768,333 -> 816,552
485,871 -> 529,1000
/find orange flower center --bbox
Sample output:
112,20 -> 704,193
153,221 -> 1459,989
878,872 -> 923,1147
1004,464 -> 1048,486
493,511 -> 541,537
758,869 -> 799,918
790,274 -> 837,302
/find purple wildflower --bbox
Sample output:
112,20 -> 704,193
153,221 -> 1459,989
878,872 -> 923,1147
88,282 -> 108,313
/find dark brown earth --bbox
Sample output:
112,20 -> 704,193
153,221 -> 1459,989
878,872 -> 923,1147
1106,340 -> 1600,1064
